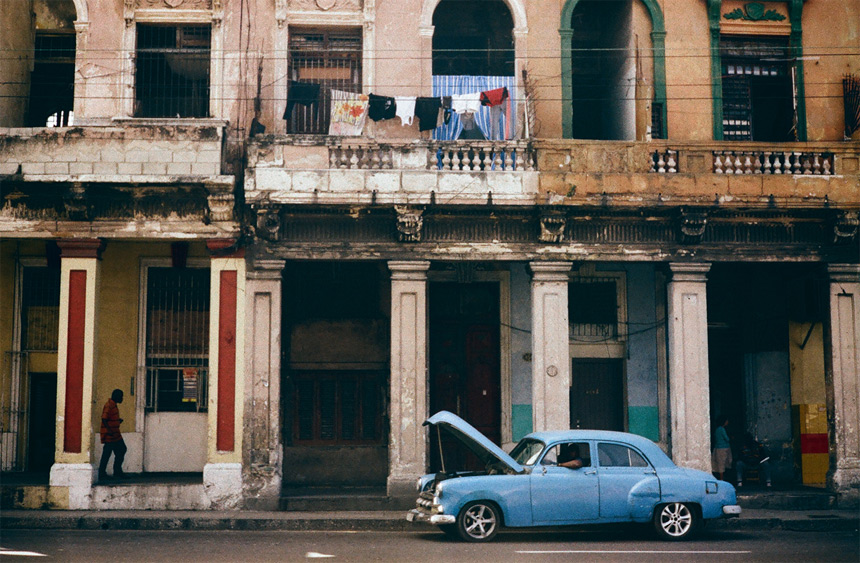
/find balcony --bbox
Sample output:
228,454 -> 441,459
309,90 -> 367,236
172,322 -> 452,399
246,136 -> 859,209
0,123 -> 236,237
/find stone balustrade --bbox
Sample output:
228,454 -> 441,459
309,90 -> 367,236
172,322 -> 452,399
713,150 -> 833,175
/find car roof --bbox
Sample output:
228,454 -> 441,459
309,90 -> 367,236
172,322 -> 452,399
523,430 -> 676,468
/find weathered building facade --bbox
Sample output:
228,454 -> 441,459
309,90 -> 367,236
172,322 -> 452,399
1,0 -> 858,510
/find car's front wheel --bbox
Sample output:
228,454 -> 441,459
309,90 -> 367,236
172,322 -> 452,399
653,502 -> 699,540
457,501 -> 500,542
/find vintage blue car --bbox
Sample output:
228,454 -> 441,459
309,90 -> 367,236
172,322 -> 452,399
407,411 -> 741,542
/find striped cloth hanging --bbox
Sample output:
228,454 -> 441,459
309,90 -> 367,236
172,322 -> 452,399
432,75 -> 516,141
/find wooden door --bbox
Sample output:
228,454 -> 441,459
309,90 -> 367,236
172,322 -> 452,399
569,359 -> 623,431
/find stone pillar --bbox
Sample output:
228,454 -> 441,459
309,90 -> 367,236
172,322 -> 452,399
50,239 -> 103,509
387,261 -> 430,499
667,263 -> 712,472
204,240 -> 246,509
826,264 -> 860,506
243,259 -> 284,510
530,262 -> 572,432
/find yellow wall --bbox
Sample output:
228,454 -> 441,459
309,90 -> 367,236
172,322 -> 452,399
789,321 -> 826,405
0,240 -> 17,429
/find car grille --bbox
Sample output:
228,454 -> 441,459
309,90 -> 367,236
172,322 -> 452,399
416,490 -> 436,511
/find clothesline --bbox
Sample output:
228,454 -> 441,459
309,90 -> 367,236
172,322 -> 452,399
283,78 -> 515,140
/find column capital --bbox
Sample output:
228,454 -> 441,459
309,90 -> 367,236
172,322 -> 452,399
248,259 -> 285,281
388,260 -> 431,280
207,238 -> 245,259
827,264 -> 860,284
529,261 -> 572,282
57,239 -> 104,259
669,262 -> 711,282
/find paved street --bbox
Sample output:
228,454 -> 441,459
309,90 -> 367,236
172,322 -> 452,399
1,528 -> 857,562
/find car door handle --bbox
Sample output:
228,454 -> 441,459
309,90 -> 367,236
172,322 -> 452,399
584,469 -> 597,475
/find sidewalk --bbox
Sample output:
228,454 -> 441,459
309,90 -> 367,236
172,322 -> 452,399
2,507 -> 857,533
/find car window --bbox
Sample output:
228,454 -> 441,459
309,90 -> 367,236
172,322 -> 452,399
597,442 -> 649,467
541,442 -> 591,467
510,438 -> 546,465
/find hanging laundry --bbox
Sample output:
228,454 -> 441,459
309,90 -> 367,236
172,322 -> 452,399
395,96 -> 416,126
415,97 -> 442,131
480,87 -> 508,107
329,89 -> 370,136
283,81 -> 321,120
368,93 -> 397,121
458,113 -> 486,140
451,92 -> 482,115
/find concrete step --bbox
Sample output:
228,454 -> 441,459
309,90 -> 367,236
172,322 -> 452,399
279,486 -> 413,511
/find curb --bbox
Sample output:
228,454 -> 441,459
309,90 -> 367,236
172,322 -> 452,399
2,513 -> 857,533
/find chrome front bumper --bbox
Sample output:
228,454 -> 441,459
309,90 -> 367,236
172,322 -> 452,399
722,504 -> 742,518
407,509 -> 456,525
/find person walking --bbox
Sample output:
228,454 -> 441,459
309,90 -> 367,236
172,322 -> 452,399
712,415 -> 732,481
99,389 -> 128,481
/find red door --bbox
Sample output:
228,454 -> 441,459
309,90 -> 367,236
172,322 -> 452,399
429,283 -> 500,470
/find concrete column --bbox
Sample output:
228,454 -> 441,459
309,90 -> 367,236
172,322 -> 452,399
387,260 -> 430,499
242,259 -> 284,510
50,239 -> 103,509
204,240 -> 246,509
530,262 -> 572,432
667,263 -> 712,473
826,264 -> 860,506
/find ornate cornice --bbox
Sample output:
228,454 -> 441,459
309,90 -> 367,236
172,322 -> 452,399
395,206 -> 424,243
678,208 -> 709,244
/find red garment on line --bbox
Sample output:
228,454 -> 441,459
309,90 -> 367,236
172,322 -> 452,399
480,87 -> 508,107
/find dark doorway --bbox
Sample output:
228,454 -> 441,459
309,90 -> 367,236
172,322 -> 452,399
27,33 -> 75,127
432,0 -> 514,76
27,373 -> 57,471
569,0 -> 635,140
429,282 -> 500,471
570,359 -> 624,430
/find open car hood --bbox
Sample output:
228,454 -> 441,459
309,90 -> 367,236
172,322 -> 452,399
424,411 -> 524,474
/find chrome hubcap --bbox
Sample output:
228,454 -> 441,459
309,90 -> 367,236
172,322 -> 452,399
660,503 -> 692,536
464,505 -> 496,538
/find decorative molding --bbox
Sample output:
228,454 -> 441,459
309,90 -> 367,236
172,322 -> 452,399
63,184 -> 89,221
395,206 -> 424,243
288,0 -> 363,11
255,208 -> 282,243
538,211 -> 566,243
833,211 -> 860,244
724,2 -> 786,21
678,208 -> 709,244
207,193 -> 234,223
137,0 -> 213,8
276,0 -> 287,28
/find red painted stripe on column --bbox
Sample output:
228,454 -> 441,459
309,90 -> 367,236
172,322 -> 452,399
64,270 -> 87,453
216,270 -> 237,452
801,433 -> 829,454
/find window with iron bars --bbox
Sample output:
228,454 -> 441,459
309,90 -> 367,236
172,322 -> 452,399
286,28 -> 362,134
144,267 -> 209,413
135,24 -> 211,118
21,266 -> 61,352
569,278 -> 620,341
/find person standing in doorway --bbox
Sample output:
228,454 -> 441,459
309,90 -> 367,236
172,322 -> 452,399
99,389 -> 128,481
712,415 -> 732,481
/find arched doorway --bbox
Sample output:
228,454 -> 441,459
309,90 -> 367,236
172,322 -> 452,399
560,0 -> 667,140
430,0 -> 518,140
432,0 -> 514,77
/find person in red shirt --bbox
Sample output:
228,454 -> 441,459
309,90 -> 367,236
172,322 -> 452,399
98,389 -> 128,480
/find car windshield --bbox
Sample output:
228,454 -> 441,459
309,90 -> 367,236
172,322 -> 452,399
509,438 -> 546,466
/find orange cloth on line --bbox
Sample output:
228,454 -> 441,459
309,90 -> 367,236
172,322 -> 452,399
100,398 -> 122,444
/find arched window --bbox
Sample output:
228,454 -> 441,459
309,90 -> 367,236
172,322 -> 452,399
432,0 -> 514,77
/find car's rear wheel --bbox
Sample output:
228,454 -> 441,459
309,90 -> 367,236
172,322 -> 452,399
457,501 -> 500,542
653,502 -> 698,540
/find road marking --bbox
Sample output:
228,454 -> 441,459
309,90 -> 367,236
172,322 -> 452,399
516,550 -> 751,555
305,552 -> 335,558
0,547 -> 48,557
